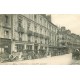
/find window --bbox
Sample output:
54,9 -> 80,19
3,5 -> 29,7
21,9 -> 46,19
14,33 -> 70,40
5,15 -> 8,23
40,41 -> 42,44
35,40 -> 37,43
34,15 -> 37,21
27,20 -> 31,30
40,46 -> 43,50
45,47 -> 47,50
45,30 -> 46,34
61,42 -> 65,45
62,37 -> 64,40
44,19 -> 46,23
19,33 -> 22,41
18,19 -> 22,27
28,45 -> 32,50
45,39 -> 47,44
4,30 -> 9,38
34,25 -> 37,31
16,44 -> 24,52
28,36 -> 31,42
44,19 -> 46,26
40,17 -> 42,23
27,26 -> 30,30
40,28 -> 42,33
49,24 -> 51,30
18,16 -> 23,27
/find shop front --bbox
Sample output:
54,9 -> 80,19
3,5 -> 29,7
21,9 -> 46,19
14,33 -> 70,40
0,38 -> 11,54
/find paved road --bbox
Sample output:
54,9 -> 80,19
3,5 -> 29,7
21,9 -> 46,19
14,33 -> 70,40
0,53 -> 72,65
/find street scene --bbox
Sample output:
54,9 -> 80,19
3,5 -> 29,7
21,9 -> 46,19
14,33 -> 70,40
0,14 -> 80,64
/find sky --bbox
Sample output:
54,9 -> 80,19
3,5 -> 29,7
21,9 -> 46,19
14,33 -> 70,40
51,14 -> 80,35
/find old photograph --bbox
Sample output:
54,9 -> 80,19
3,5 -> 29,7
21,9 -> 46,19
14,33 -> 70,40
0,14 -> 80,65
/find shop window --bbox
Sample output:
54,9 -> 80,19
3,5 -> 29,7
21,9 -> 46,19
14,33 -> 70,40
34,46 -> 38,51
16,44 -> 24,52
27,45 -> 32,50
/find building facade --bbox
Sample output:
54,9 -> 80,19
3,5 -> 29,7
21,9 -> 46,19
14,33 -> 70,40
0,14 -> 11,54
57,26 -> 80,50
11,14 -> 58,55
0,14 -> 80,56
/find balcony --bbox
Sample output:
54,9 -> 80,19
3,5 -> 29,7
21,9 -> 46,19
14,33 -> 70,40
34,32 -> 39,37
17,27 -> 24,33
40,34 -> 44,38
27,30 -> 34,36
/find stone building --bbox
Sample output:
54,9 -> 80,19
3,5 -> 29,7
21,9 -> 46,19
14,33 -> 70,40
1,14 -> 80,56
0,14 -> 11,54
57,26 -> 80,50
11,14 -> 58,54
71,33 -> 80,49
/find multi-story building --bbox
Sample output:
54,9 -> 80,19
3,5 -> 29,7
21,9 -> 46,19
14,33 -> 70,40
0,14 -> 11,54
57,26 -> 80,50
71,33 -> 80,49
57,27 -> 72,48
1,14 -> 80,57
11,14 -> 58,55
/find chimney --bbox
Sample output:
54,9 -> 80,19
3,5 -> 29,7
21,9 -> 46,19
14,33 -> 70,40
46,15 -> 52,22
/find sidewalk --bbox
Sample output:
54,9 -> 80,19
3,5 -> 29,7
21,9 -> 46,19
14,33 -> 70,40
0,53 -> 72,65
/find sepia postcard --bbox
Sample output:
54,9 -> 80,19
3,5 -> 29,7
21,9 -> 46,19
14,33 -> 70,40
0,14 -> 80,65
